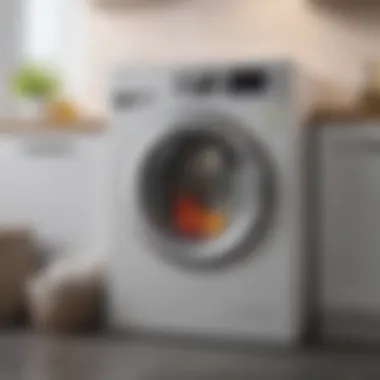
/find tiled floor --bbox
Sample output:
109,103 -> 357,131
1,332 -> 380,379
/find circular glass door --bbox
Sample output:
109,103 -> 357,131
137,115 -> 276,271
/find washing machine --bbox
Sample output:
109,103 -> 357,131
108,60 -> 305,344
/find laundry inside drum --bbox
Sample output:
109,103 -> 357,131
141,132 -> 238,242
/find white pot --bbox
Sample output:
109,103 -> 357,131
18,98 -> 47,120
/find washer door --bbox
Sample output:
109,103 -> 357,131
137,114 -> 276,271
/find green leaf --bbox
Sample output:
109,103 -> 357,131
11,63 -> 62,100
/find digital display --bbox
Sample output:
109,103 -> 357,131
227,69 -> 268,95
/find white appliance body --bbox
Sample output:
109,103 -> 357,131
108,61 -> 304,344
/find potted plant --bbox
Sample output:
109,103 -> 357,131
11,63 -> 61,120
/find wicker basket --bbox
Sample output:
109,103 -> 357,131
0,228 -> 38,325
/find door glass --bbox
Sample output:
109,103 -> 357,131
167,136 -> 235,240
138,124 -> 276,269
146,133 -> 237,242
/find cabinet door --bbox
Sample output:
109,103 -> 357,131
320,125 -> 380,342
0,137 -> 38,225
0,134 -> 109,256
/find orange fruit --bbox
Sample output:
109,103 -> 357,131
47,99 -> 81,123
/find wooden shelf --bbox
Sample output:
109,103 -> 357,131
310,106 -> 380,124
0,118 -> 107,134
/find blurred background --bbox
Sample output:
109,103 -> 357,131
1,0 -> 380,379
1,0 -> 380,117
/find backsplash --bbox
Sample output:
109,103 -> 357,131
85,0 -> 380,114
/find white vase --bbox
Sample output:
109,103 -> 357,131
18,98 -> 47,120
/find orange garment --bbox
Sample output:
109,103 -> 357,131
173,194 -> 226,238
173,194 -> 204,236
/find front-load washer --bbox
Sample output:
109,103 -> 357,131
108,60 -> 304,344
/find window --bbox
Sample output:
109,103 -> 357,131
24,0 -> 89,99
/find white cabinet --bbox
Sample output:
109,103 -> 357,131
319,124 -> 380,343
0,133 -> 110,256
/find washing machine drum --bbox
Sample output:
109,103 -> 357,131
137,116 -> 276,270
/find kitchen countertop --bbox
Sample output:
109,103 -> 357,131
1,107 -> 380,134
0,118 -> 106,134
1,332 -> 380,379
310,106 -> 380,124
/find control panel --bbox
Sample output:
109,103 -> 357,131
176,67 -> 270,96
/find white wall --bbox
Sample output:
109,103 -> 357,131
0,0 -> 90,115
24,0 -> 90,106
24,0 -> 61,63
5,0 -> 380,115
0,0 -> 23,117
58,0 -> 90,107
86,0 -> 380,114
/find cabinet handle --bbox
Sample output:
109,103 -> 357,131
19,136 -> 77,158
